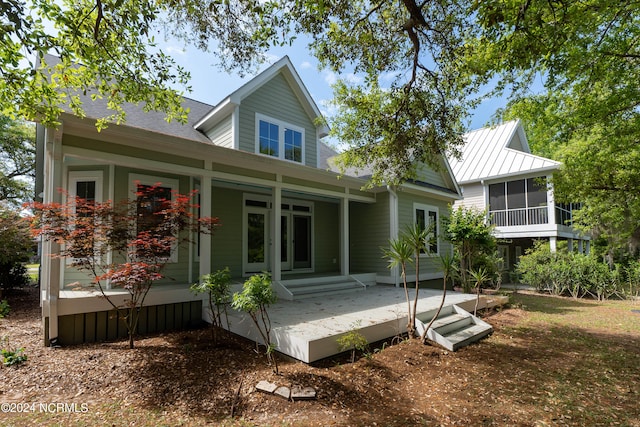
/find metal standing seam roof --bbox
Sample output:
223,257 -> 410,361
448,120 -> 560,184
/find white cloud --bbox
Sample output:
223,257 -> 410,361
322,70 -> 363,87
323,71 -> 337,86
300,61 -> 312,70
165,46 -> 186,56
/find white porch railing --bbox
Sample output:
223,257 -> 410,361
490,206 -> 549,227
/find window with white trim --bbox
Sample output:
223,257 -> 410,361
129,174 -> 180,263
67,171 -> 104,265
68,171 -> 103,210
256,113 -> 304,163
414,203 -> 439,255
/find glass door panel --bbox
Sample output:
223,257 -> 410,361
245,209 -> 268,272
293,215 -> 311,269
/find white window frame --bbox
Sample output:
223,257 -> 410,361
413,203 -> 439,257
129,173 -> 180,263
68,171 -> 104,206
255,113 -> 305,164
66,171 -> 104,266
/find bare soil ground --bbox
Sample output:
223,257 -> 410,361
1,286 -> 639,426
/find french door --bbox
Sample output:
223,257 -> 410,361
244,196 -> 313,274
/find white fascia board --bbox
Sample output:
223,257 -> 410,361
440,155 -> 463,197
401,182 -> 462,201
193,97 -> 238,132
458,165 -> 561,186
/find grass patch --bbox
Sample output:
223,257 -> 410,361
510,292 -> 640,333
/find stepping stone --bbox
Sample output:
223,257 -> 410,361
274,386 -> 291,400
291,385 -> 317,400
256,380 -> 278,394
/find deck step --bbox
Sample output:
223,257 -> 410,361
443,323 -> 493,351
277,275 -> 372,300
290,281 -> 363,296
416,304 -> 493,352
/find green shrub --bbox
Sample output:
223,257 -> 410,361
516,241 -> 630,300
191,267 -> 232,343
0,300 -> 9,318
0,209 -> 33,291
1,347 -> 28,366
337,323 -> 369,363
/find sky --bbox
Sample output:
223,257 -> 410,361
163,37 -> 507,133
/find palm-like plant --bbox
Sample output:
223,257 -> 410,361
383,237 -> 414,336
421,254 -> 458,343
468,267 -> 490,316
403,223 -> 429,336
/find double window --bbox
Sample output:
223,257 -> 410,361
414,203 -> 439,255
256,113 -> 304,163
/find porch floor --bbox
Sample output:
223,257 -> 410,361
223,285 -> 481,363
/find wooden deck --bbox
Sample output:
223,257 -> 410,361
218,285 -> 498,363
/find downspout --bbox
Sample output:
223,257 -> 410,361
387,185 -> 400,287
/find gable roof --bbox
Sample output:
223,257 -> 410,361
449,120 -> 560,184
194,56 -> 328,137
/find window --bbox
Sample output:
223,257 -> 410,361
259,120 -> 279,157
129,174 -> 180,262
67,171 -> 104,265
284,128 -> 302,162
488,177 -> 549,226
414,203 -> 439,255
255,114 -> 305,163
69,171 -> 103,207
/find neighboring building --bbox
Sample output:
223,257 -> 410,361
36,55 -> 461,345
448,120 -> 589,275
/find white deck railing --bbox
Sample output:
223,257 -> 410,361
490,206 -> 549,227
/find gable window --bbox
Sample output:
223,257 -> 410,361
414,203 -> 439,255
256,113 -> 305,163
129,174 -> 180,263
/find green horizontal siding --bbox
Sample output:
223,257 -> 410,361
238,73 -> 318,167
350,195 -> 390,275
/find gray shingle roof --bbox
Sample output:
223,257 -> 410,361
43,54 -> 214,143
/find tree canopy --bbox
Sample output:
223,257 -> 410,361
2,1 -> 639,229
0,116 -> 35,207
490,0 -> 640,258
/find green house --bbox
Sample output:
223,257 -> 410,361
36,55 -> 462,346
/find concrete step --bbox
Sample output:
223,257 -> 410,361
418,304 -> 493,352
431,313 -> 472,335
290,281 -> 364,298
443,323 -> 493,351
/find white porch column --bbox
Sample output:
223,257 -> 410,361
199,175 -> 212,279
43,126 -> 63,344
387,186 -> 400,286
271,177 -> 282,282
546,175 -> 556,226
577,239 -> 584,254
549,236 -> 557,253
340,192 -> 350,276
567,238 -> 574,252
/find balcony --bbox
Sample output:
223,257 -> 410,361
490,204 -> 577,228
490,206 -> 548,227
